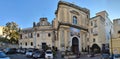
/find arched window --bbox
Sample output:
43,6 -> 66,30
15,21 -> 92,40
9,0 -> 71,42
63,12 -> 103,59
48,33 -> 51,37
93,38 -> 95,42
73,16 -> 77,24
25,42 -> 27,46
31,42 -> 33,46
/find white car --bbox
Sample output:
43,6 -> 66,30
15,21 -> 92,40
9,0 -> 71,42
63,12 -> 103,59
45,50 -> 53,59
25,50 -> 33,57
0,51 -> 10,59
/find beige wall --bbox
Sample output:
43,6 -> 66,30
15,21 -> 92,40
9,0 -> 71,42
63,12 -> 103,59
19,26 -> 54,49
90,16 -> 106,49
0,26 -> 3,36
54,2 -> 89,51
113,19 -> 120,38
110,38 -> 120,54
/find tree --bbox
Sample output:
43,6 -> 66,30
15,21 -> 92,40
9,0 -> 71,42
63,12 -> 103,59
3,22 -> 19,44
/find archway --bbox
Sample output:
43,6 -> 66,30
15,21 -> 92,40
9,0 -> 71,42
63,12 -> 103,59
72,37 -> 79,54
91,44 -> 101,53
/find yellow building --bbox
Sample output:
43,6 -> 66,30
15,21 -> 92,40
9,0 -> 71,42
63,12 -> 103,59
110,19 -> 120,54
110,38 -> 120,54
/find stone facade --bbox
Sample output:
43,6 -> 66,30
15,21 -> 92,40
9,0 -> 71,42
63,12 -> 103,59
89,11 -> 113,52
19,1 -> 89,53
19,18 -> 54,49
110,18 -> 120,54
19,1 -> 113,54
113,19 -> 120,38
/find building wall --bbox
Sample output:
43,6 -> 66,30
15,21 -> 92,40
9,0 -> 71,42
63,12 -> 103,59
90,16 -> 106,49
54,1 -> 89,52
96,11 -> 113,44
113,19 -> 120,38
0,26 -> 4,36
110,38 -> 120,54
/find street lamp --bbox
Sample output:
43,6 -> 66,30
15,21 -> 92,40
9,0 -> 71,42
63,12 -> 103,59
34,28 -> 37,48
110,29 -> 113,56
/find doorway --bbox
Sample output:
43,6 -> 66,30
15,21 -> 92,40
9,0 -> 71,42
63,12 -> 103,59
72,37 -> 79,54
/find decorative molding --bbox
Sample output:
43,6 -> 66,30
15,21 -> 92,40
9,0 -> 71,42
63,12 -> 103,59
70,10 -> 79,15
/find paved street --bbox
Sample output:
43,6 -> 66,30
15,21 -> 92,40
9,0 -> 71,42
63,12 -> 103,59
8,53 -> 101,59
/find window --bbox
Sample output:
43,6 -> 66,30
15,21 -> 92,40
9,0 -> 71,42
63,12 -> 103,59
91,28 -> 93,33
31,33 -> 33,38
118,31 -> 120,34
87,38 -> 89,42
31,42 -> 33,46
20,43 -> 22,45
91,21 -> 93,26
73,16 -> 77,24
25,42 -> 27,46
118,31 -> 120,38
37,33 -> 39,37
94,20 -> 97,27
48,33 -> 51,37
93,38 -> 95,42
20,34 -> 22,39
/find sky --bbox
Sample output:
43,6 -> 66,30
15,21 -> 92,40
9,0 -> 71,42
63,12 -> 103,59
0,0 -> 120,28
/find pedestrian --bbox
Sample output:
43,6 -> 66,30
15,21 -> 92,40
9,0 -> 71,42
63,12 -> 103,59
77,52 -> 81,58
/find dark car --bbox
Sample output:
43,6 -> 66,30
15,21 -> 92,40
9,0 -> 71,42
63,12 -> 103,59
4,48 -> 17,54
32,50 -> 41,59
33,50 -> 45,59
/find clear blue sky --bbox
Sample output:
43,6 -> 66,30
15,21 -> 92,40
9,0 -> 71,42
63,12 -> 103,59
0,0 -> 119,28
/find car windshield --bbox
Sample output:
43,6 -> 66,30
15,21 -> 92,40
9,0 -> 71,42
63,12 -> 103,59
0,52 -> 7,58
46,51 -> 52,54
28,50 -> 32,52
114,54 -> 120,58
35,51 -> 40,53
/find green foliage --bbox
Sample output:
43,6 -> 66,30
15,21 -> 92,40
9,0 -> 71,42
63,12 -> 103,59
0,37 -> 9,43
3,22 -> 19,44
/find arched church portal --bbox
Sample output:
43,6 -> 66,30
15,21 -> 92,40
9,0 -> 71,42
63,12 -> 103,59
72,37 -> 79,54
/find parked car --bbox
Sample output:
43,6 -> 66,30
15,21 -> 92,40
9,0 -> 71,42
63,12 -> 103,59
33,50 -> 45,59
45,50 -> 53,59
101,53 -> 109,59
4,48 -> 16,54
20,48 -> 26,54
16,48 -> 21,53
32,50 -> 41,59
0,51 -> 10,59
25,50 -> 33,57
114,54 -> 120,59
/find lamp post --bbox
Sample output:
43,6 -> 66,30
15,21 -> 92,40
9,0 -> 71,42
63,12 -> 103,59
110,29 -> 113,56
34,28 -> 37,48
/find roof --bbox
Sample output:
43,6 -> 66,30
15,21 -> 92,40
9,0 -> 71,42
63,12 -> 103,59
90,15 -> 105,22
55,1 -> 89,14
